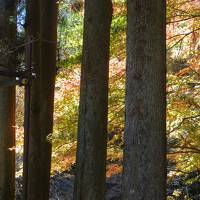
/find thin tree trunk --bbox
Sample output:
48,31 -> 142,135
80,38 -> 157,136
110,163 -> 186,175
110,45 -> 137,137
122,0 -> 166,199
73,0 -> 112,199
24,0 -> 41,199
0,1 -> 16,199
37,0 -> 57,199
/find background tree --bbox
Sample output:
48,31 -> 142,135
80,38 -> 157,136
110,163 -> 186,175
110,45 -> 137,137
122,0 -> 166,199
25,0 -> 57,199
73,0 -> 112,199
0,0 -> 16,199
24,0 -> 40,199
37,0 -> 57,198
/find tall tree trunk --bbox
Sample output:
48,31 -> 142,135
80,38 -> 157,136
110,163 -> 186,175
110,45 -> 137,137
37,0 -> 57,199
73,0 -> 112,199
122,1 -> 166,200
0,1 -> 16,199
24,0 -> 41,199
25,0 -> 57,199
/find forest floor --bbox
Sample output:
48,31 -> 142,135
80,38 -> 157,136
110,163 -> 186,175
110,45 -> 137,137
15,165 -> 200,200
16,172 -> 122,200
15,141 -> 200,199
15,147 -> 200,200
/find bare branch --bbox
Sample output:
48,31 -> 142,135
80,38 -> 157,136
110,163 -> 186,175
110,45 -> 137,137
168,115 -> 200,134
168,151 -> 200,154
167,27 -> 200,40
167,15 -> 200,24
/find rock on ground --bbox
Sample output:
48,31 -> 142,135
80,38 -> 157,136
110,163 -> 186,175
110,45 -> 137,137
16,173 -> 122,200
16,170 -> 200,200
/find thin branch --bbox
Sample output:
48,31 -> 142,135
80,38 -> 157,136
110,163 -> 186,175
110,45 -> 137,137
180,146 -> 200,153
0,37 -> 57,60
167,15 -> 200,24
167,27 -> 200,40
168,151 -> 200,154
168,115 -> 200,134
167,35 -> 187,51
172,8 -> 199,18
188,66 -> 200,77
171,146 -> 200,152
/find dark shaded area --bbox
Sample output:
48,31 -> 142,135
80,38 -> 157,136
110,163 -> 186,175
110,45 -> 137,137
16,169 -> 200,200
168,170 -> 200,200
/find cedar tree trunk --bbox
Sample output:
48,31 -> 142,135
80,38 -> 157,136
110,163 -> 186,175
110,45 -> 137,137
73,0 -> 112,199
122,0 -> 166,199
0,0 -> 16,199
25,0 -> 57,199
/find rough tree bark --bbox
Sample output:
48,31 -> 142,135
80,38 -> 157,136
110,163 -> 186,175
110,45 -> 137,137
24,0 -> 41,199
0,0 -> 16,199
122,0 -> 166,200
37,0 -> 57,199
25,0 -> 57,199
73,0 -> 112,199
